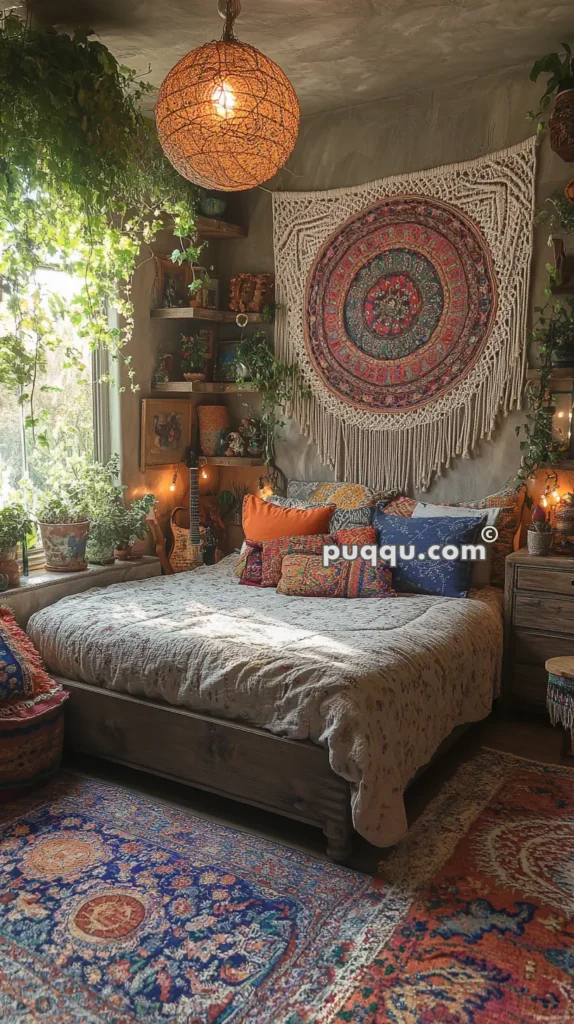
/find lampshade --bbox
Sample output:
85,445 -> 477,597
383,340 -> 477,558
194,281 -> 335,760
155,6 -> 300,192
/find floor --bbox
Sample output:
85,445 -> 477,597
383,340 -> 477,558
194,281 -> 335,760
64,712 -> 572,875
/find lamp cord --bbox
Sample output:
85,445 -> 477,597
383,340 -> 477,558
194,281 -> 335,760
218,0 -> 241,41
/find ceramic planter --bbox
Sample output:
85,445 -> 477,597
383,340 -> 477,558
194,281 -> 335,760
39,521 -> 90,572
550,88 -> 574,162
0,547 -> 20,586
197,405 -> 230,456
86,536 -> 115,565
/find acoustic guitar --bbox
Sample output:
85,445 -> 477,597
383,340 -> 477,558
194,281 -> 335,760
169,447 -> 216,573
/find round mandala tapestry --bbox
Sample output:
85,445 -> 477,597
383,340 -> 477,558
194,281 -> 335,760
305,195 -> 497,414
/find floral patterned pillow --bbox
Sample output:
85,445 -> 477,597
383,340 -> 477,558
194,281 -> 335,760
378,484 -> 525,588
286,479 -> 392,508
277,554 -> 395,599
0,608 -> 54,704
260,533 -> 333,588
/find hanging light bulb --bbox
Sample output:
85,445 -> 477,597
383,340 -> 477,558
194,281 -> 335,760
155,0 -> 300,191
169,467 -> 179,492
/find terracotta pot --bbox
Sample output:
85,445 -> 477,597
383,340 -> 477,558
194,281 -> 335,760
0,548 -> 20,587
197,405 -> 230,456
39,521 -> 89,573
114,545 -> 133,561
550,88 -> 574,162
183,372 -> 206,381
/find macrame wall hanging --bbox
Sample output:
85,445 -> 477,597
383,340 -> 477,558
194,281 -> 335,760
273,138 -> 537,492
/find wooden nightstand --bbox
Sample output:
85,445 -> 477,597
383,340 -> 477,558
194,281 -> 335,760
504,548 -> 574,711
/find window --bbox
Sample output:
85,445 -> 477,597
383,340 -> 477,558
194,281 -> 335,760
0,269 -> 109,562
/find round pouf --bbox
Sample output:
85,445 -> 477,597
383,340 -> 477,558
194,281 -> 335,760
546,656 -> 574,757
0,687 -> 68,801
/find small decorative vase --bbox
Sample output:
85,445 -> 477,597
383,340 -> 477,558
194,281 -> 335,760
114,544 -> 133,561
39,521 -> 90,573
550,88 -> 574,162
86,537 -> 115,565
198,405 -> 230,456
199,196 -> 227,218
555,502 -> 574,536
0,548 -> 20,587
183,372 -> 206,382
527,529 -> 552,556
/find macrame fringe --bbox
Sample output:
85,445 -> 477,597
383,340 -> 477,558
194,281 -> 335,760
547,681 -> 574,732
273,138 -> 537,492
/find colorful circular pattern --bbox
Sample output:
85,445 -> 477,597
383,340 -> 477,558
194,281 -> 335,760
305,196 -> 497,413
23,834 -> 105,879
70,890 -> 146,945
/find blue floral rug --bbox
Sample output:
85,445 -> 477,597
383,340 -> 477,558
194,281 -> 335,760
0,773 -> 380,1022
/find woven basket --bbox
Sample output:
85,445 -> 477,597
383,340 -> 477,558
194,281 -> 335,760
527,529 -> 553,556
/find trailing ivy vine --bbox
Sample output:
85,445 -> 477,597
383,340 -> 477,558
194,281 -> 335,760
516,189 -> 574,480
0,12 -> 198,440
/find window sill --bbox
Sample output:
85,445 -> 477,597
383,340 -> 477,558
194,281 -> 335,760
1,557 -> 161,628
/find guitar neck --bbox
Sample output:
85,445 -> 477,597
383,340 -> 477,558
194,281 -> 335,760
190,464 -> 200,545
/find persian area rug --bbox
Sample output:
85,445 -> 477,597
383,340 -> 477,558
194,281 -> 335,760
332,750 -> 574,1023
0,752 -> 572,1023
0,773 -> 381,1023
273,139 -> 537,491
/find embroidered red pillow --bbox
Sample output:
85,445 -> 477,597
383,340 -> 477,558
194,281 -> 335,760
277,554 -> 395,598
260,533 -> 333,588
236,540 -> 264,587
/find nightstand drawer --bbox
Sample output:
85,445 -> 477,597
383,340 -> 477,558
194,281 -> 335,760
514,595 -> 574,634
513,629 -> 574,665
517,566 -> 574,596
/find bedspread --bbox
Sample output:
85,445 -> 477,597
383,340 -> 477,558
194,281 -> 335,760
27,555 -> 503,846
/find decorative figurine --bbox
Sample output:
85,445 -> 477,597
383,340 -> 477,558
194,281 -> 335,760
224,431 -> 246,458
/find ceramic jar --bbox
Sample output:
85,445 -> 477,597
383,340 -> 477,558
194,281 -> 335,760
197,405 -> 230,456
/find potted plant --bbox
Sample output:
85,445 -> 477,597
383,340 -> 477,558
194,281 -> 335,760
529,45 -> 574,160
79,456 -> 126,565
113,494 -> 156,560
36,491 -> 90,573
527,504 -> 553,556
180,333 -> 209,381
547,299 -> 574,367
0,503 -> 34,586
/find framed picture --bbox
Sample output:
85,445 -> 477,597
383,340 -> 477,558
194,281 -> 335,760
140,399 -> 192,472
215,340 -> 241,382
154,255 -> 191,309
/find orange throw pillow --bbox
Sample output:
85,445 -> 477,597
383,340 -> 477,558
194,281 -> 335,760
242,494 -> 335,542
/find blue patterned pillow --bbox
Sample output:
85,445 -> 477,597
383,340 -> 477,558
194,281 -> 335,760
374,513 -> 488,597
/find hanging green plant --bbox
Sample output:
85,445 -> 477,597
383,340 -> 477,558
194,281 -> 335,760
235,329 -> 308,464
0,12 -> 198,435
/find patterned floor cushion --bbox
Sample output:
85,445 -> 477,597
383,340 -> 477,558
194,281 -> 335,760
0,687 -> 68,801
0,607 -> 68,801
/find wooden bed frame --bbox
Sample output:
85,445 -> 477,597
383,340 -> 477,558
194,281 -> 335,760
58,676 -> 471,862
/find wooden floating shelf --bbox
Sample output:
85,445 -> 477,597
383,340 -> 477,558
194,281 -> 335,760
195,216 -> 247,241
151,307 -> 266,323
203,456 -> 264,466
151,381 -> 261,394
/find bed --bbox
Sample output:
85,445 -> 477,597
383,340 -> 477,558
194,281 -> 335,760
27,554 -> 503,859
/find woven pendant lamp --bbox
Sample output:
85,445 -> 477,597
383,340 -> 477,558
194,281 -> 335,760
155,0 -> 300,192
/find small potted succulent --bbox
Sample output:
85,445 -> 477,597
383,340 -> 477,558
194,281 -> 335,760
36,490 -> 90,573
180,333 -> 209,382
529,45 -> 574,160
112,494 -> 156,560
527,503 -> 553,556
0,503 -> 34,586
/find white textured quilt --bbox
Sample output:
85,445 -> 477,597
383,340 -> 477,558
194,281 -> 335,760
28,555 -> 503,846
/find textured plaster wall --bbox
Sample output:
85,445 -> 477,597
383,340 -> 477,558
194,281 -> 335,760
218,63 -> 570,503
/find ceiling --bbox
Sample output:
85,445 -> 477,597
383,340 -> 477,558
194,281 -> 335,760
27,0 -> 574,116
